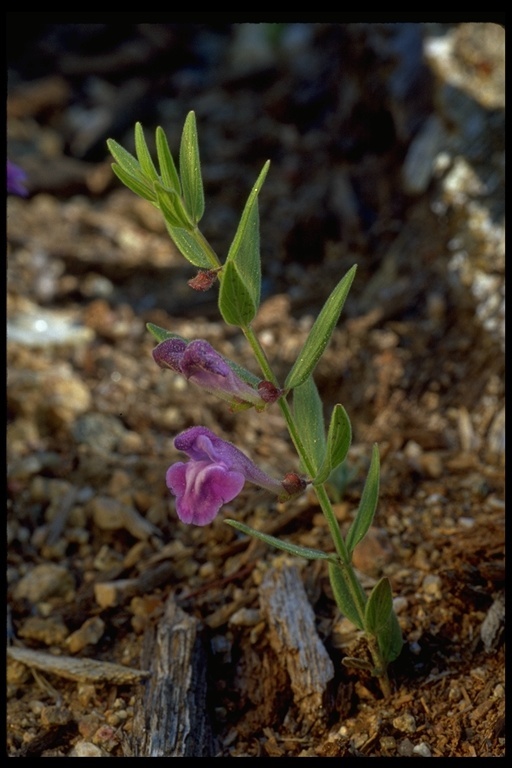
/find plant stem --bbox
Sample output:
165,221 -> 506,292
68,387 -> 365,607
243,322 -> 392,697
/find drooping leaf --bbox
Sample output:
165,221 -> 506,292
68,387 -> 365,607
364,577 -> 393,635
292,376 -> 326,475
155,126 -> 181,193
284,265 -> 357,390
226,520 -> 338,563
179,111 -> 204,224
328,562 -> 366,631
313,404 -> 352,485
345,444 -> 380,555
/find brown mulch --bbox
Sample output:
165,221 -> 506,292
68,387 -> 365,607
7,22 -> 504,757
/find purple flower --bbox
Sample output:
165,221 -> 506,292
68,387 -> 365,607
166,426 -> 289,526
7,161 -> 28,196
153,338 -> 280,411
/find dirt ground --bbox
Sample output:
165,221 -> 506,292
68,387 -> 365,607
7,22 -> 505,757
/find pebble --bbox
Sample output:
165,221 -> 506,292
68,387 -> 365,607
66,616 -> 105,653
13,563 -> 75,603
88,495 -> 160,540
422,574 -> 443,600
413,742 -> 432,757
229,608 -> 261,627
393,712 -> 417,734
68,741 -> 109,757
40,705 -> 73,727
18,616 -> 69,645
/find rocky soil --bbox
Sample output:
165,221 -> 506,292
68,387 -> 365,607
7,21 -> 504,757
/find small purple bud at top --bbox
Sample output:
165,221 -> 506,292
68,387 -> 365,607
7,161 -> 28,196
166,426 -> 286,526
188,269 -> 219,291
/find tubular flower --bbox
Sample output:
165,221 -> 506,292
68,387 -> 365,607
166,426 -> 294,526
153,338 -> 280,411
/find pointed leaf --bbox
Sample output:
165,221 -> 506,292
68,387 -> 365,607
107,138 -> 145,181
110,164 -> 156,202
313,404 -> 352,485
164,225 -> 213,269
225,520 -> 338,563
285,265 -> 357,390
134,122 -> 159,183
328,562 -> 366,630
179,111 -> 204,224
377,609 -> 403,664
345,444 -> 380,555
146,323 -> 187,343
156,126 -> 181,194
221,160 -> 269,323
292,376 -> 326,474
218,260 -> 257,327
364,577 -> 393,635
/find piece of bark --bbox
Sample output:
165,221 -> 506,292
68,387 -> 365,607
130,593 -> 213,757
259,560 -> 334,730
7,646 -> 149,685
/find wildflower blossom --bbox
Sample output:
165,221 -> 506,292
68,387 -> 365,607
167,426 -> 295,526
153,337 -> 280,411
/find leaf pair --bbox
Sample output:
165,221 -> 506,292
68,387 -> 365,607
292,376 -> 352,483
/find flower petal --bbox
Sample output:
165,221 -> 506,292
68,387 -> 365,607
166,460 -> 245,526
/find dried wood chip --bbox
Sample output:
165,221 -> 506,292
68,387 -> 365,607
259,559 -> 334,730
130,593 -> 213,757
7,646 -> 149,684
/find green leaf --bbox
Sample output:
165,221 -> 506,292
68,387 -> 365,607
155,125 -> 181,194
154,182 -> 194,229
218,260 -> 258,327
345,444 -> 380,555
313,404 -> 352,485
146,324 -> 187,343
179,111 -> 204,224
364,577 -> 393,635
225,520 -> 338,563
292,376 -> 326,475
107,138 -> 144,180
164,225 -> 213,269
377,609 -> 403,665
284,265 -> 357,390
134,122 -> 159,183
110,164 -> 157,202
228,163 -> 268,291
328,562 -> 366,630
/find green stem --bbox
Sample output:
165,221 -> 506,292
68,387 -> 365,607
243,323 -> 391,697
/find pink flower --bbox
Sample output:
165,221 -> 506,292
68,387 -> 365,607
166,426 -> 292,526
153,338 -> 280,411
